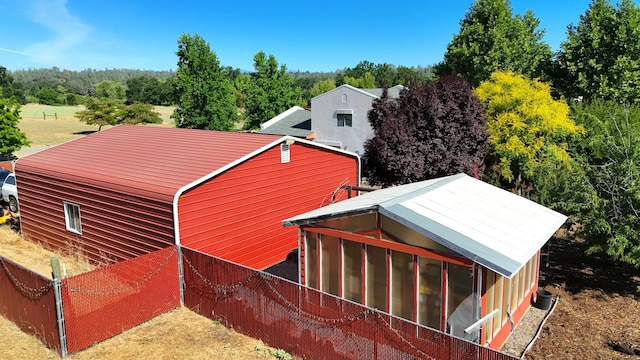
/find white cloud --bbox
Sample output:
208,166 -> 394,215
23,0 -> 92,67
0,48 -> 33,56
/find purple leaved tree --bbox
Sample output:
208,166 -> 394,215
363,75 -> 488,186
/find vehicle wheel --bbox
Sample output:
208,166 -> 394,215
8,196 -> 18,213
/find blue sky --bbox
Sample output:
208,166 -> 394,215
0,0 -> 608,73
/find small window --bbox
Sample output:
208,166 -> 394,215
280,144 -> 290,163
337,114 -> 352,127
64,202 -> 82,234
342,94 -> 347,102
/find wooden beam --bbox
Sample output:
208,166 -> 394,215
300,225 -> 472,266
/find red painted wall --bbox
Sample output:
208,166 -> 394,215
178,142 -> 359,269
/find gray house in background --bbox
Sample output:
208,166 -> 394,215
260,85 -> 404,155
259,106 -> 314,140
310,84 -> 403,154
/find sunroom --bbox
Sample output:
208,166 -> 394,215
283,173 -> 566,349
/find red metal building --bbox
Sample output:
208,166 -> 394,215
15,125 -> 359,269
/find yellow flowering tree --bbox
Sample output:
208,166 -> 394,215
475,70 -> 584,203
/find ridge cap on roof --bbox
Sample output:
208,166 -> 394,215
379,173 -> 467,207
260,106 -> 306,129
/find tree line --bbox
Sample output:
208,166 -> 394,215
365,0 -> 640,267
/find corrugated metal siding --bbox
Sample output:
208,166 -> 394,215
17,169 -> 175,263
178,142 -> 358,269
15,126 -> 284,264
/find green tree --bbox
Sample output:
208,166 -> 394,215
343,72 -> 376,88
571,100 -> 640,265
553,0 -> 640,103
172,33 -> 237,131
336,60 -> 375,86
36,87 -> 60,105
0,66 -> 25,103
244,52 -> 302,130
76,99 -> 121,131
119,103 -> 162,125
0,96 -> 30,156
373,63 -> 397,87
309,79 -> 336,98
76,99 -> 162,130
95,80 -> 126,102
232,74 -> 251,110
125,76 -> 148,104
441,0 -> 552,87
475,71 -> 584,199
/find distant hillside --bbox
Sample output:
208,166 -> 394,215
10,68 -> 176,96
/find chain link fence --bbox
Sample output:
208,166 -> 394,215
2,245 -> 517,359
60,246 -> 180,354
182,247 -> 518,360
0,255 -> 59,351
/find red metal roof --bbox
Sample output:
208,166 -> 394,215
16,125 -> 284,200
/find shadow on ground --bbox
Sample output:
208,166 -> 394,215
539,236 -> 640,298
73,130 -> 99,135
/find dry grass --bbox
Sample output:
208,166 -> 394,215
0,307 -> 283,360
0,227 -> 93,277
17,104 -> 175,149
1,106 -> 287,359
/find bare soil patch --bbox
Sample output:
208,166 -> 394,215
524,236 -> 640,359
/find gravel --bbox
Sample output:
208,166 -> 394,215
501,297 -> 556,358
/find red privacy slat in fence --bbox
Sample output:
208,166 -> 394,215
181,247 -> 518,360
0,256 -> 59,352
61,246 -> 180,354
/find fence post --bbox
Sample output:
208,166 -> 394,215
43,112 -> 46,120
177,245 -> 184,305
52,274 -> 68,357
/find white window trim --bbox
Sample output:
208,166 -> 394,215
64,201 -> 82,234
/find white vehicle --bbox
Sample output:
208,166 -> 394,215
2,173 -> 18,212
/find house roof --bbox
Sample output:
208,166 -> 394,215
16,125 -> 288,200
284,173 -> 567,278
310,84 -> 404,102
361,84 -> 405,99
258,106 -> 313,138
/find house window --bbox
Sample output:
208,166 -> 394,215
64,201 -> 82,234
337,114 -> 352,127
342,94 -> 347,102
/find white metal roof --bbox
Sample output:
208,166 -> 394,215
283,173 -> 567,278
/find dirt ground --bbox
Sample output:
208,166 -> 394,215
524,236 -> 640,359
